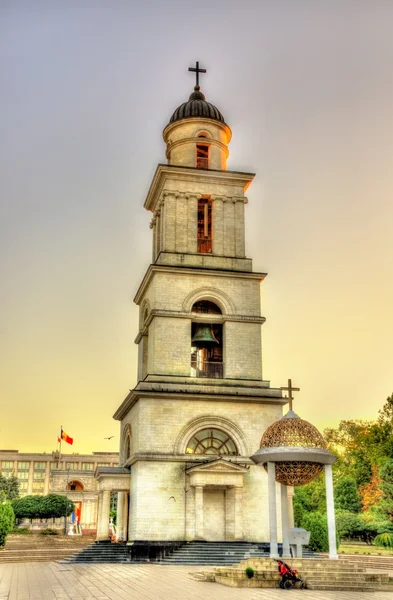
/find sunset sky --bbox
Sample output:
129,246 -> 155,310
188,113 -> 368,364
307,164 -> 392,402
1,1 -> 392,454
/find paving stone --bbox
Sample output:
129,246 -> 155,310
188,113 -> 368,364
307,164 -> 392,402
1,562 -> 393,599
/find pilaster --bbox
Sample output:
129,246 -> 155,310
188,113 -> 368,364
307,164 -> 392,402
195,485 -> 204,540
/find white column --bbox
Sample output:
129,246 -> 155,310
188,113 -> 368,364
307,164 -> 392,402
194,486 -> 204,540
234,486 -> 243,541
325,464 -> 338,559
280,484 -> 290,557
96,490 -> 111,541
287,486 -> 295,529
268,462 -> 279,558
116,491 -> 125,541
116,491 -> 129,542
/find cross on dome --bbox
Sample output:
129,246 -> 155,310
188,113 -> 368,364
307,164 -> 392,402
188,61 -> 207,87
280,378 -> 300,411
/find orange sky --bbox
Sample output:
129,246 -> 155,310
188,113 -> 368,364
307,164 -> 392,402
1,1 -> 392,454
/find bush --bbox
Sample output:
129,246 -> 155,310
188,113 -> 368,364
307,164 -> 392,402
40,528 -> 59,536
0,500 -> 15,546
373,533 -> 393,548
11,527 -> 33,534
336,510 -> 363,539
12,495 -> 74,521
245,567 -> 255,579
301,512 -> 334,552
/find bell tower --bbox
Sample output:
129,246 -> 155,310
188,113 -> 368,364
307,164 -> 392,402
113,64 -> 285,545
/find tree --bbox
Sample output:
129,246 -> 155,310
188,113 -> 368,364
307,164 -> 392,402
0,475 -> 20,500
378,460 -> 393,521
0,495 -> 15,546
360,465 -> 383,512
335,510 -> 363,539
12,495 -> 42,520
334,477 -> 362,513
12,494 -> 74,522
293,475 -> 326,526
40,495 -> 74,520
301,512 -> 335,552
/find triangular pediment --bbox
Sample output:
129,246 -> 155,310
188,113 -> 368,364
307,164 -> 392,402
186,458 -> 248,474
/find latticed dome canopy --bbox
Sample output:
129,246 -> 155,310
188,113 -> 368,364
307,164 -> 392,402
260,412 -> 327,450
253,411 -> 332,486
169,86 -> 226,124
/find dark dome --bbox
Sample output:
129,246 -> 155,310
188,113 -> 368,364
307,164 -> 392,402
169,86 -> 225,124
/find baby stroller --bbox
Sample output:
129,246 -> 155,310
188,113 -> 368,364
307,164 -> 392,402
276,559 -> 305,589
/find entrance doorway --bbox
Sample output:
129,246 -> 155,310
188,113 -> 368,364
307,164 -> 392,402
203,489 -> 225,541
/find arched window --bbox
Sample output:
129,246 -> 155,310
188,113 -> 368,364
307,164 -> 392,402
186,428 -> 238,455
192,300 -> 222,314
196,134 -> 209,169
191,300 -> 223,378
67,480 -> 84,491
126,435 -> 131,460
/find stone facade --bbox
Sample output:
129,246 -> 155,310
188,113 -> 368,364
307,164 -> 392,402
0,449 -> 118,531
96,78 -> 286,544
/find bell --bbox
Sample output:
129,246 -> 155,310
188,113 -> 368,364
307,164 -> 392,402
191,324 -> 219,347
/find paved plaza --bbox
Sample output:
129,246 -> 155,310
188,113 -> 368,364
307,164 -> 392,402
0,562 -> 392,600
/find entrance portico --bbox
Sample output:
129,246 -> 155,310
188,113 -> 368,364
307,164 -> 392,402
186,459 -> 248,541
95,467 -> 130,541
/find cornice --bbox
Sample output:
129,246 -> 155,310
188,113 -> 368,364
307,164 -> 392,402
134,264 -> 266,305
113,387 -> 285,421
144,164 -> 255,212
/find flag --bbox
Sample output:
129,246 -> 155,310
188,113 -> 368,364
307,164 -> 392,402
61,429 -> 73,445
57,437 -> 61,443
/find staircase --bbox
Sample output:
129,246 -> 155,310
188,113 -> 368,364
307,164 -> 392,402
0,533 -> 94,563
194,557 -> 393,592
160,541 -> 270,565
62,541 -> 130,563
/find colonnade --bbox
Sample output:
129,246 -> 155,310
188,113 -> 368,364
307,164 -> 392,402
96,490 -> 129,542
267,462 -> 337,559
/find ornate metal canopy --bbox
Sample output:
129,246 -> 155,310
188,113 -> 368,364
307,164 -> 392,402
252,410 -> 334,486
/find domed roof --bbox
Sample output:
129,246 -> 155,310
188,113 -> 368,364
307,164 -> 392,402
169,86 -> 225,124
260,410 -> 327,450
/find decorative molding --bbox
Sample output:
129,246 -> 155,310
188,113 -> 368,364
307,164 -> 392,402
182,286 -> 236,314
174,415 -> 249,457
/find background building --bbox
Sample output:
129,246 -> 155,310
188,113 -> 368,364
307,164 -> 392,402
0,449 -> 119,532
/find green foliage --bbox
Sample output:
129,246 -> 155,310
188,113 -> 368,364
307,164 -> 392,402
293,475 -> 326,526
301,511 -> 336,552
335,510 -> 363,539
0,501 -> 15,546
373,533 -> 393,548
335,477 -> 362,513
245,567 -> 255,578
40,528 -> 59,535
11,527 -> 32,534
40,495 -> 74,519
12,495 -> 42,520
12,495 -> 74,521
110,509 -> 117,525
378,460 -> 393,521
0,475 -> 20,500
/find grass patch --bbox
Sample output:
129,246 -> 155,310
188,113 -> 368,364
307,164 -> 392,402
339,544 -> 393,556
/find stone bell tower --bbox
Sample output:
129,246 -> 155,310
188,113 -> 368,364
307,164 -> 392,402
113,64 -> 286,544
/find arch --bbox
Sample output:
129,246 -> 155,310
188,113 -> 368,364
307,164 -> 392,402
121,423 -> 133,465
186,427 -> 238,456
196,130 -> 211,139
67,480 -> 84,491
174,415 -> 249,457
182,287 -> 236,315
139,298 -> 151,330
192,300 -> 222,315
